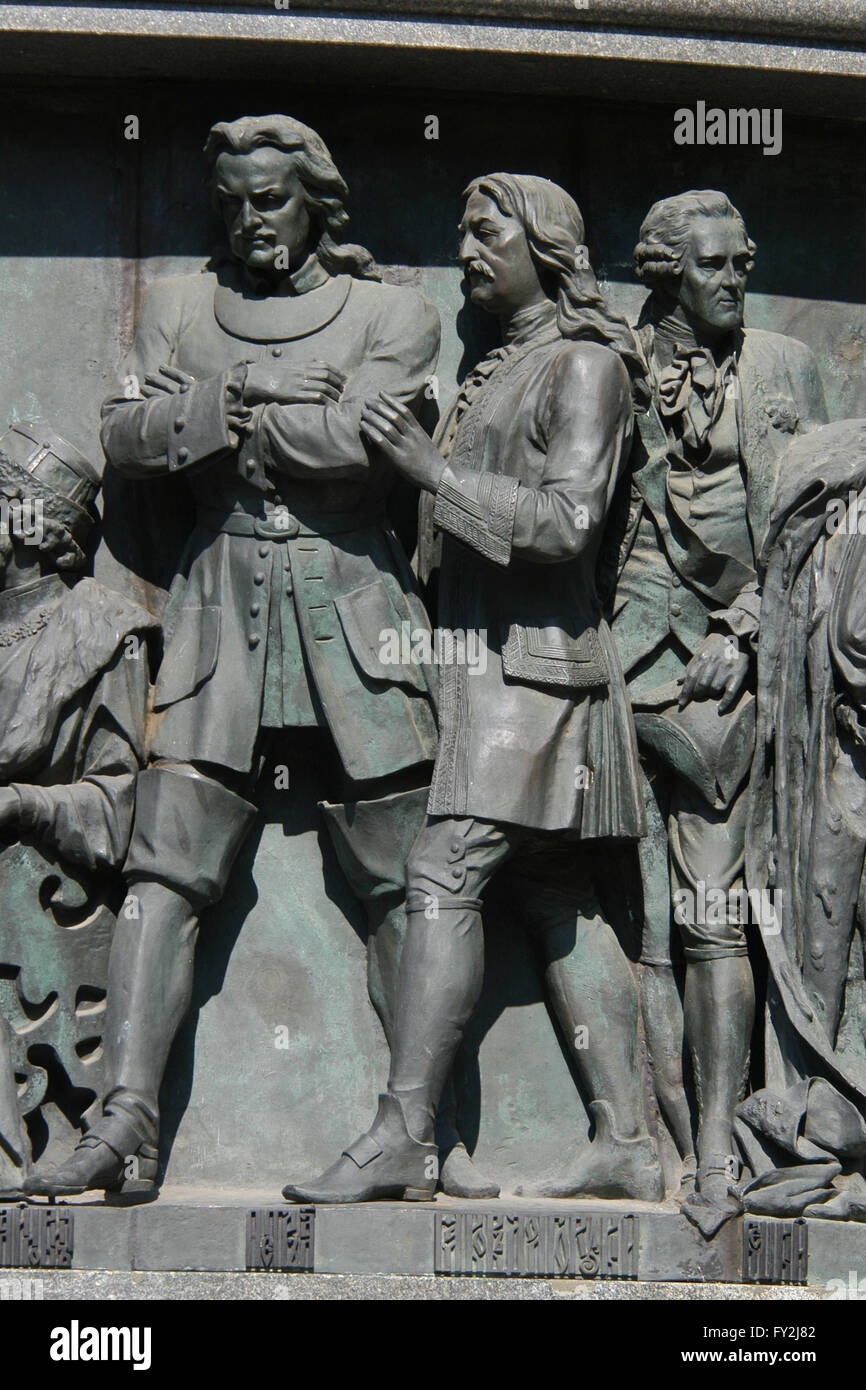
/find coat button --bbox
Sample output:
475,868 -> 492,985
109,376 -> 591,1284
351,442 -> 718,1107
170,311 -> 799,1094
174,416 -> 185,432
179,383 -> 189,394
271,345 -> 282,358
250,602 -> 261,617
254,572 -> 265,585
451,867 -> 462,880
246,458 -> 257,476
258,545 -> 269,558
670,602 -> 681,617
177,446 -> 189,463
249,634 -> 261,649
671,575 -> 680,588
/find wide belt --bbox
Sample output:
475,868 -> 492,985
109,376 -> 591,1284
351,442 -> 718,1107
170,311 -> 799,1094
196,505 -> 382,540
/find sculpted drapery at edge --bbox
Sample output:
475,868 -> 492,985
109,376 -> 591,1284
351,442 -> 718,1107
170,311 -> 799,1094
738,416 -> 866,1221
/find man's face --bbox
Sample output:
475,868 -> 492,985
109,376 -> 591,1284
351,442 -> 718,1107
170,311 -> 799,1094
215,146 -> 312,278
677,216 -> 751,338
458,190 -> 543,317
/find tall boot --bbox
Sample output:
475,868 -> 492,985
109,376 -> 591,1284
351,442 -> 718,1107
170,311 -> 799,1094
681,952 -> 754,1237
640,963 -> 696,1192
320,787 -> 429,1040
282,898 -> 484,1203
322,794 -> 498,1197
667,779 -> 753,1229
686,953 -> 754,1193
26,765 -> 255,1202
515,906 -> 664,1201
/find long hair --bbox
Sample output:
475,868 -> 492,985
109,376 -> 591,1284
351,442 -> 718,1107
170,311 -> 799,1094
464,173 -> 648,406
204,115 -> 380,281
633,189 -> 756,328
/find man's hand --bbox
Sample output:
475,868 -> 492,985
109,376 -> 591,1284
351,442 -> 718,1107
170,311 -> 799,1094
0,788 -> 19,836
678,632 -> 749,713
243,361 -> 346,408
140,364 -> 196,398
360,392 -> 445,492
141,362 -> 253,450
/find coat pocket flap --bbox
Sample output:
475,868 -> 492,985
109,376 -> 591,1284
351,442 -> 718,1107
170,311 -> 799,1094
153,605 -> 222,709
334,580 -> 427,691
502,621 -> 608,689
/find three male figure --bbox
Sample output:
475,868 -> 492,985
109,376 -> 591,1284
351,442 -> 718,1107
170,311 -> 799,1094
23,158 -> 833,1211
611,190 -> 827,1222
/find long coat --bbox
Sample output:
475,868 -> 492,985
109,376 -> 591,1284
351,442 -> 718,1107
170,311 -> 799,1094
612,326 -> 828,681
101,259 -> 440,780
427,320 -> 644,837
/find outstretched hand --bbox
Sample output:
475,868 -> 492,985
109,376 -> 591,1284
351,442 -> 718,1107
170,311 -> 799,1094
360,392 -> 444,492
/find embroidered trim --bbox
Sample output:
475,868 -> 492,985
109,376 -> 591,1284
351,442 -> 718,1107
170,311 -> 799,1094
433,332 -> 558,566
488,473 -> 519,555
433,472 -> 519,567
501,622 -> 608,689
428,554 -> 472,816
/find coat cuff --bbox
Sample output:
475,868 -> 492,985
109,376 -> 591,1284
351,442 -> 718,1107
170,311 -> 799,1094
710,586 -> 761,648
167,371 -> 236,473
432,464 -> 519,567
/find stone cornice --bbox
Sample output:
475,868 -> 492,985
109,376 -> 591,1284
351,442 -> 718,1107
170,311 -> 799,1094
0,3 -> 863,111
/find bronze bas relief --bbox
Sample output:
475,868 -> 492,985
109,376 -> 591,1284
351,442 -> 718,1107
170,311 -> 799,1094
1,115 -> 864,1233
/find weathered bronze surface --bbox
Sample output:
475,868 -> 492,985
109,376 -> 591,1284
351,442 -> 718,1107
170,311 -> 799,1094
1,93 -> 866,1281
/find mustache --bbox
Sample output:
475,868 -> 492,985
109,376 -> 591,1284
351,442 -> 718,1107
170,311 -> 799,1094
463,260 -> 495,282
